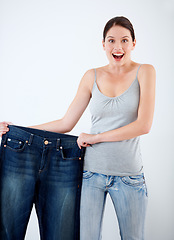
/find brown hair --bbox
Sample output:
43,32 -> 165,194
103,16 -> 135,42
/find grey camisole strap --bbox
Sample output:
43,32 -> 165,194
135,64 -> 142,79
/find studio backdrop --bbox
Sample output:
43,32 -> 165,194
0,0 -> 174,239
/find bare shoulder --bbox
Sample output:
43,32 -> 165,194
139,64 -> 156,76
138,64 -> 156,84
93,66 -> 109,79
80,68 -> 96,93
95,66 -> 108,73
82,68 -> 95,79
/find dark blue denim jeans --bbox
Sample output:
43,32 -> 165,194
0,125 -> 85,240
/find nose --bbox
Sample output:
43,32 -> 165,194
113,41 -> 122,51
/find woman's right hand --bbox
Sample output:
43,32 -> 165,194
0,121 -> 14,138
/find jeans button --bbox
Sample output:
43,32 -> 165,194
44,140 -> 49,145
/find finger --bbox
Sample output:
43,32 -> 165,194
76,140 -> 81,149
77,142 -> 81,149
0,127 -> 9,132
0,131 -> 8,137
1,122 -> 9,127
83,142 -> 91,146
0,125 -> 9,130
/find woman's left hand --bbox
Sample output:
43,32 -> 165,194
77,133 -> 98,149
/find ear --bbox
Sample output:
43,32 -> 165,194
102,39 -> 105,50
131,39 -> 136,50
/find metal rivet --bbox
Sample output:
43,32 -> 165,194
26,140 -> 28,143
4,145 -> 6,147
60,146 -> 63,149
44,140 -> 49,145
79,157 -> 81,160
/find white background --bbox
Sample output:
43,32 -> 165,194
0,0 -> 174,239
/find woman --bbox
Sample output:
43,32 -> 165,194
0,16 -> 156,239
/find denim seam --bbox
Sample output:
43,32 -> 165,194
5,141 -> 27,153
35,195 -> 44,240
38,148 -> 51,173
4,134 -> 29,143
120,177 -> 146,187
60,147 -> 82,161
82,171 -> 94,179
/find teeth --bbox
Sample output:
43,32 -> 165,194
113,53 -> 124,56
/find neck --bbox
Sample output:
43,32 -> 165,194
107,61 -> 135,74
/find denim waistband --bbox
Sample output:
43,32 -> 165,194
1,125 -> 83,152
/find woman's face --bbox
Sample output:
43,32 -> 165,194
102,25 -> 136,66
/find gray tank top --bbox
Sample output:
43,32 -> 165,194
84,64 -> 144,176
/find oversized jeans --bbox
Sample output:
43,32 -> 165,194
0,125 -> 85,240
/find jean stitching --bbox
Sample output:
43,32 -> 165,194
0,126 -> 83,239
35,194 -> 44,240
5,133 -> 29,142
82,171 -> 94,179
60,147 -> 82,160
38,148 -> 51,173
120,176 -> 145,187
5,141 -> 27,153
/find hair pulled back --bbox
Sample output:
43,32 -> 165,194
103,16 -> 135,42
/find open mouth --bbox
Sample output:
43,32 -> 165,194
112,53 -> 124,60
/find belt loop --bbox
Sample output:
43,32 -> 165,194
28,134 -> 34,146
56,138 -> 61,151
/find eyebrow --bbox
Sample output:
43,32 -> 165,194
107,35 -> 130,38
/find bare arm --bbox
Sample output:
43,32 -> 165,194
27,69 -> 93,133
77,64 -> 156,147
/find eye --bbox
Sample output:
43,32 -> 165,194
108,39 -> 114,43
122,39 -> 128,43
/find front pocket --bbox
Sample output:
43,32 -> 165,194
121,174 -> 145,187
83,170 -> 94,179
60,145 -> 82,160
5,137 -> 26,152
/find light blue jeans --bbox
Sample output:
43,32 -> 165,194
80,171 -> 148,240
